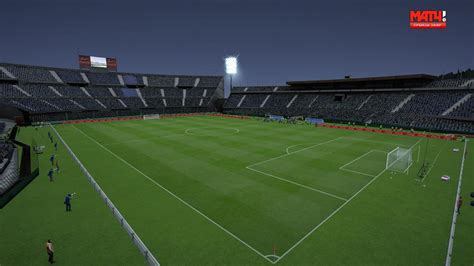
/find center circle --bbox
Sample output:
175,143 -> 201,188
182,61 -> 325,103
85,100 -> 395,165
185,127 -> 240,136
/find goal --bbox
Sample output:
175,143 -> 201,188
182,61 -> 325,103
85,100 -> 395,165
386,147 -> 413,173
143,114 -> 160,120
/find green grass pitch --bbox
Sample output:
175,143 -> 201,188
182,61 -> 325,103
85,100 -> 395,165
1,115 -> 473,265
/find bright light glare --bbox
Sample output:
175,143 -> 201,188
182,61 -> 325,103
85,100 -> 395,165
225,57 -> 237,74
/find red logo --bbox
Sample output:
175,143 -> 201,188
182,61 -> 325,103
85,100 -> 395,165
410,10 -> 446,29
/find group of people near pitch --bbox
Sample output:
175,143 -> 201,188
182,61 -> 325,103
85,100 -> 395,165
47,132 -> 60,182
45,131 -> 77,263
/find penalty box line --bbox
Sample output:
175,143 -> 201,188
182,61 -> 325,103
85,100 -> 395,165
248,137 -> 344,168
246,136 -> 349,202
339,150 -> 387,178
71,125 -> 275,264
246,166 -> 348,201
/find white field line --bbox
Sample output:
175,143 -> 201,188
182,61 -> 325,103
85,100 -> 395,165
102,123 -> 261,146
445,139 -> 468,266
285,136 -> 408,155
421,141 -> 449,183
339,168 -> 376,178
403,160 -> 414,175
103,133 -> 188,146
341,136 -> 411,148
247,137 -> 344,168
274,166 -> 388,263
71,125 -> 274,264
339,150 -> 386,177
184,127 -> 240,136
339,150 -> 386,170
273,137 -> 424,263
246,166 -> 348,201
417,145 -> 421,163
265,254 -> 281,262
285,143 -> 319,154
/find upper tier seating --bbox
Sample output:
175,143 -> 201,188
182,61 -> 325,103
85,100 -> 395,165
55,69 -> 85,83
178,77 -> 195,87
2,65 -> 57,83
425,78 -> 470,88
197,77 -> 221,87
148,76 -> 175,87
86,72 -> 120,85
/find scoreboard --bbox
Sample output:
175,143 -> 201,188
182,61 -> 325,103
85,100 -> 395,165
79,55 -> 117,71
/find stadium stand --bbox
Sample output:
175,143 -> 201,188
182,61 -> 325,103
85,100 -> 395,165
54,85 -> 89,97
55,69 -> 86,84
2,61 -> 472,134
224,74 -> 474,134
424,78 -> 470,88
162,88 -> 182,97
449,95 -> 474,119
86,72 -> 121,85
147,75 -> 175,87
2,65 -> 58,83
197,77 -> 222,87
122,74 -> 144,86
0,84 -> 26,97
187,88 -> 207,97
0,63 -> 223,122
178,77 -> 196,87
0,141 -> 15,174
0,146 -> 19,195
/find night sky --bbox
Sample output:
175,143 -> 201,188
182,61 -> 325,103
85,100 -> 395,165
1,0 -> 472,90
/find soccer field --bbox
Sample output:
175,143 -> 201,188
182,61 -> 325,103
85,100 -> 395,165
1,115 -> 472,265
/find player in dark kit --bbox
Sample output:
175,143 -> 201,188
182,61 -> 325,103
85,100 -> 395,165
64,194 -> 72,211
47,168 -> 54,182
64,193 -> 76,211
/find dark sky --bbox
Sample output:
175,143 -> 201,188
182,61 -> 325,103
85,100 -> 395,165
1,0 -> 472,89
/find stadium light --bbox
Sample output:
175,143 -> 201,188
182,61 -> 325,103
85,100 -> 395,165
225,56 -> 237,93
225,56 -> 237,75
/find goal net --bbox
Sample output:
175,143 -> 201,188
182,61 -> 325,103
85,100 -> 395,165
386,147 -> 413,173
143,114 -> 160,120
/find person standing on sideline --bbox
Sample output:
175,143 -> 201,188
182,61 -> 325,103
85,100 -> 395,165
50,154 -> 55,166
54,142 -> 58,151
64,193 -> 72,211
46,239 -> 54,264
55,159 -> 60,173
48,168 -> 54,182
457,196 -> 463,214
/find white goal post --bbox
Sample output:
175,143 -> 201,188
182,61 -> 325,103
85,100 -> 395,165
143,114 -> 160,120
386,147 -> 414,173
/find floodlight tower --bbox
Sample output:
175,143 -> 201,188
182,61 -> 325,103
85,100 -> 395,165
225,56 -> 237,92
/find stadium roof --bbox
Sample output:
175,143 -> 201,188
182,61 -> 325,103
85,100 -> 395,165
286,74 -> 437,89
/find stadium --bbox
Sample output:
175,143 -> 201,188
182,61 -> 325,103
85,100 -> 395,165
0,1 -> 473,265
